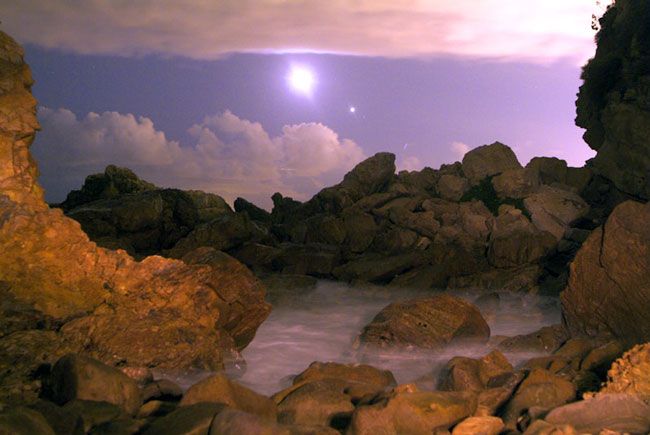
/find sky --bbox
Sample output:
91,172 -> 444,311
3,1 -> 603,209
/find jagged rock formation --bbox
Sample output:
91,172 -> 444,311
55,165 -> 233,256
561,200 -> 650,346
576,0 -> 650,201
64,141 -> 594,295
0,31 -> 270,403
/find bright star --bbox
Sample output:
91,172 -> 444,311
287,65 -> 315,96
349,106 -> 356,113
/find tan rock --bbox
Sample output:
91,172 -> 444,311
492,168 -> 540,199
180,373 -> 277,421
0,406 -> 55,435
438,174 -> 470,201
461,142 -> 522,185
359,294 -> 490,349
523,186 -> 589,240
452,416 -> 504,435
561,201 -> 650,346
597,343 -> 650,401
502,369 -> 576,429
43,354 -> 142,415
348,387 -> 477,435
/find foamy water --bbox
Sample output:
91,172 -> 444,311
234,280 -> 561,395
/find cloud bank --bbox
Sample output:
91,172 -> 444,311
4,0 -> 595,63
33,108 -> 365,209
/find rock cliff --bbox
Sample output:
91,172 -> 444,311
0,31 -> 270,403
576,0 -> 650,200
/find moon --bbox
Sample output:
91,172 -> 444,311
287,65 -> 315,96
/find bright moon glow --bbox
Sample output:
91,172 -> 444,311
288,66 -> 315,96
349,106 -> 356,113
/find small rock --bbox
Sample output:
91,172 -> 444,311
452,416 -> 504,435
0,406 -> 55,435
180,373 -> 276,421
140,402 -> 226,435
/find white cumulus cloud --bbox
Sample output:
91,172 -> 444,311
33,108 -> 366,209
450,141 -> 471,159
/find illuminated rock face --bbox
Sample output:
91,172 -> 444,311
0,31 -> 270,401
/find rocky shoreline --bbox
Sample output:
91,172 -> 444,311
2,0 -> 650,433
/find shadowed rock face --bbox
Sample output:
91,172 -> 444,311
561,200 -> 650,346
0,31 -> 270,403
576,0 -> 650,200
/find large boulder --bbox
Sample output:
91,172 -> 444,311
0,30 -> 270,399
359,294 -> 490,349
461,142 -> 522,185
576,0 -> 650,200
561,201 -> 650,345
437,174 -> 470,201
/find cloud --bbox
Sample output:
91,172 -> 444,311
33,108 -> 366,209
4,0 -> 595,63
397,156 -> 423,172
450,141 -> 471,159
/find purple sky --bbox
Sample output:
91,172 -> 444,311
5,1 -> 602,208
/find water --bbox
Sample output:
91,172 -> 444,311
237,280 -> 561,396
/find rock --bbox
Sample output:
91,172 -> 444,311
29,399 -> 84,435
487,209 -> 556,268
64,185 -> 233,256
0,406 -> 55,435
523,420 -> 577,435
341,209 -> 379,253
438,175 -> 470,202
438,351 -> 513,393
180,373 -> 277,421
491,168 -> 540,199
386,208 -> 440,239
292,362 -> 396,389
166,212 -> 268,258
57,165 -> 156,211
231,242 -> 280,273
137,400 -> 177,418
523,186 -> 590,241
579,340 -> 624,376
337,152 -> 396,198
475,372 -> 525,417
332,252 -> 429,283
498,325 -> 568,354
359,294 -> 490,349
140,402 -> 226,435
597,343 -> 650,401
234,197 -> 272,223
57,248 -> 270,369
42,354 -> 142,416
0,330 -> 76,404
62,400 -> 124,434
274,244 -> 340,277
304,153 -> 396,214
561,201 -> 650,345
526,157 -> 568,186
0,33 -> 271,385
501,369 -> 576,430
120,367 -> 153,385
210,408 -> 289,435
575,0 -> 650,199
348,386 -> 477,435
274,380 -> 355,427
461,142 -> 522,185
87,416 -> 146,435
451,416 -> 504,435
389,265 -> 446,290
544,394 -> 650,433
141,379 -> 183,402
